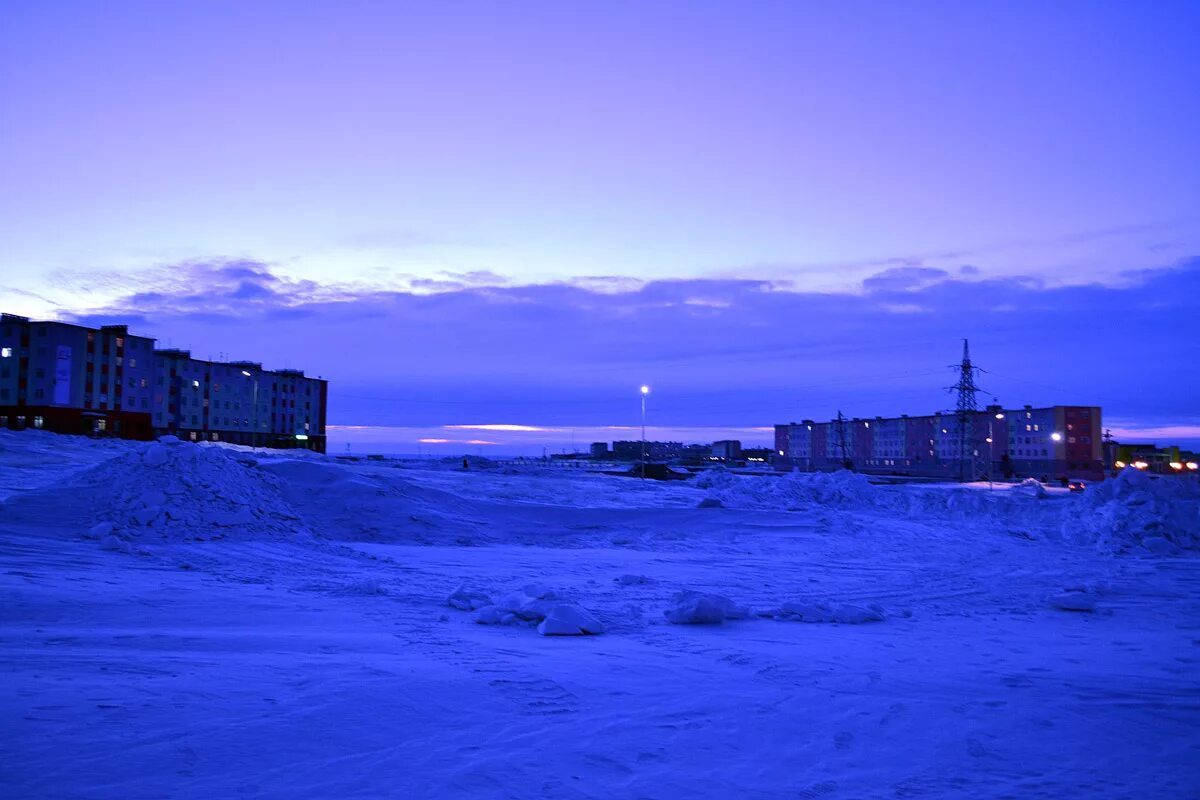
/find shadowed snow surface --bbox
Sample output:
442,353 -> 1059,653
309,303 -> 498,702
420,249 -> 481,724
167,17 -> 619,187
1,429 -> 1198,799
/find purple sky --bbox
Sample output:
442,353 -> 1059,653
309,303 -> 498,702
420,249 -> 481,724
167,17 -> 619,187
2,2 -> 1198,452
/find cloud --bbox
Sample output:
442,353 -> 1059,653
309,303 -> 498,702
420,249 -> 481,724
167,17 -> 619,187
51,254 -> 1200,437
862,266 -> 951,293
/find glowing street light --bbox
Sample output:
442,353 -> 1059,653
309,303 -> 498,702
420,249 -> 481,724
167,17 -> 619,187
1050,432 -> 1063,442
1115,460 -> 1127,468
987,405 -> 1005,490
1187,462 -> 1198,470
1169,462 -> 1184,470
241,369 -> 258,447
640,385 -> 650,479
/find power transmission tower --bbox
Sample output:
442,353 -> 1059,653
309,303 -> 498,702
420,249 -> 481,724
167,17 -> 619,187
836,410 -> 853,471
947,339 -> 985,482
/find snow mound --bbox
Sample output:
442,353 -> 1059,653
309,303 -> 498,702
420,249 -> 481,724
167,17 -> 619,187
1066,469 -> 1200,553
692,469 -> 876,510
1016,478 -> 1048,499
537,604 -> 605,636
664,591 -> 749,625
68,439 -> 306,543
765,601 -> 885,624
259,458 -> 490,543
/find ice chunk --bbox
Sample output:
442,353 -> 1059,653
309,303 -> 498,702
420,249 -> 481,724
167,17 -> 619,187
99,535 -> 133,554
142,443 -> 169,467
447,584 -> 493,611
697,497 -> 724,508
474,605 -> 519,626
132,506 -> 161,526
664,591 -> 749,625
537,604 -> 605,636
520,584 -> 559,600
86,521 -> 113,540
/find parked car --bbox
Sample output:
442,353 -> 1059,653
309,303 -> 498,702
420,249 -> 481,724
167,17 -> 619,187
1067,477 -> 1087,492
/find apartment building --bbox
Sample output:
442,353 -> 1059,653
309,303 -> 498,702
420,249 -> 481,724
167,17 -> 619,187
1,312 -> 328,452
152,350 -> 327,452
0,313 -> 155,438
774,405 -> 1103,480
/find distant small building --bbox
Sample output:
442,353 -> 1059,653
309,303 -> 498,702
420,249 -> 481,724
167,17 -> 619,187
741,447 -> 772,463
1113,443 -> 1198,475
712,440 -> 742,461
590,442 -> 609,459
612,440 -> 684,461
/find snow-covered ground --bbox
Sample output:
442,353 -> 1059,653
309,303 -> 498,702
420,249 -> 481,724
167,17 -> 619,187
2,430 -> 1198,799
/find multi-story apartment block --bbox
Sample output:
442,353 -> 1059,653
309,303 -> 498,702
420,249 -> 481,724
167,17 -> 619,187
0,313 -> 155,438
774,405 -> 1103,480
151,350 -> 327,452
1,312 -> 328,452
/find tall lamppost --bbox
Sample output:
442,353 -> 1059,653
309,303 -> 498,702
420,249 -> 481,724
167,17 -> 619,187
640,385 -> 650,479
241,370 -> 258,448
987,408 -> 1005,490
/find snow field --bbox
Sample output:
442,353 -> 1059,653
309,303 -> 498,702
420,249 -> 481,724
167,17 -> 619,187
1,431 -> 1199,798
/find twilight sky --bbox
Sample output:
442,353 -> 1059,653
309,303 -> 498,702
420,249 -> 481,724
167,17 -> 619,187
1,1 -> 1198,453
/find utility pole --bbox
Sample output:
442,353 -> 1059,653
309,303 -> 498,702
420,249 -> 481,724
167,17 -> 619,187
836,410 -> 853,471
947,339 -> 985,482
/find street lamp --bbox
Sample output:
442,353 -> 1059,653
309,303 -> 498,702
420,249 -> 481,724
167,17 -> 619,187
241,370 -> 258,447
988,410 -> 1005,489
640,385 -> 650,479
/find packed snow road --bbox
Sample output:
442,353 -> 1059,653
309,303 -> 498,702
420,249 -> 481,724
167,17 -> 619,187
1,430 -> 1198,799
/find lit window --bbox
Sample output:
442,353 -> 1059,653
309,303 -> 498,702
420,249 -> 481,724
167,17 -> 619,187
192,380 -> 200,388
33,416 -> 44,429
129,358 -> 136,368
0,347 -> 10,358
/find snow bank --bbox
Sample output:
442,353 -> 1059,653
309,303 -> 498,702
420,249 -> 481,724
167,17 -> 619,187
694,469 -> 876,510
764,601 -> 885,624
260,458 -> 489,543
64,438 -> 306,544
1065,469 -> 1200,553
664,591 -> 749,625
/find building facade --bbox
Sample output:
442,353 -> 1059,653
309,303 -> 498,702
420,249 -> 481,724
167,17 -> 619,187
774,405 -> 1103,480
152,350 -> 327,452
1,312 -> 328,452
0,314 -> 155,438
